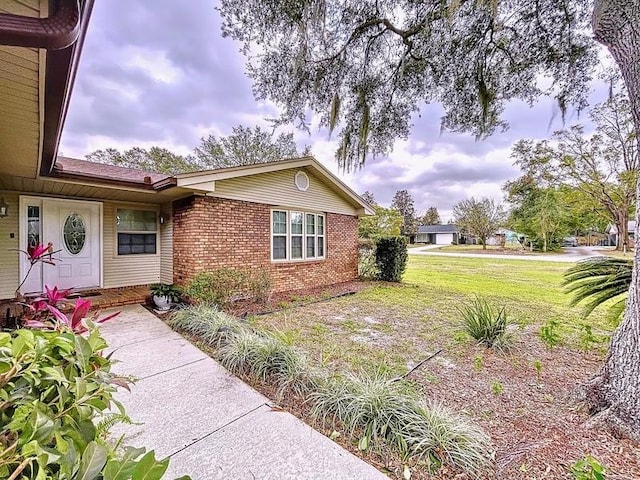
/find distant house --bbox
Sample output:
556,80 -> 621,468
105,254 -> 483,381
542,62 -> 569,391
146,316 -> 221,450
487,228 -> 522,246
416,224 -> 460,245
606,221 -> 636,246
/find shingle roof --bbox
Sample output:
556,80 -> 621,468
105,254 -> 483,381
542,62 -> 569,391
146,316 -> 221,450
418,224 -> 459,234
55,157 -> 171,186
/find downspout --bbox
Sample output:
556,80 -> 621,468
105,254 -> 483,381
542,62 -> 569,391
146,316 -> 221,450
0,0 -> 81,50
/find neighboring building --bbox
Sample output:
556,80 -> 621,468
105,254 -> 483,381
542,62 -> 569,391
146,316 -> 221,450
0,1 -> 373,301
487,228 -> 522,246
606,221 -> 636,247
416,224 -> 460,245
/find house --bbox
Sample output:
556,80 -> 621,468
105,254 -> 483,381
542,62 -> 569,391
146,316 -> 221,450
0,0 -> 373,303
486,228 -> 522,246
606,221 -> 636,247
415,224 -> 460,245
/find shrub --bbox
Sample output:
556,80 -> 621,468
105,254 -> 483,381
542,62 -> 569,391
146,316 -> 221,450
310,369 -> 491,476
458,296 -> 510,349
247,267 -> 272,303
375,236 -> 408,282
184,268 -> 248,306
0,328 -> 183,479
358,240 -> 378,280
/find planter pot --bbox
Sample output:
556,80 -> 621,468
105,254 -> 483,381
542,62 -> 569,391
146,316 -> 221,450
153,295 -> 171,311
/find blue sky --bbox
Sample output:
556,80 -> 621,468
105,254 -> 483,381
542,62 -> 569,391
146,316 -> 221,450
60,0 -> 610,221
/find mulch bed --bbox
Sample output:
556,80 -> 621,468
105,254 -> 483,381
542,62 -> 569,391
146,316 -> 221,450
226,280 -> 371,317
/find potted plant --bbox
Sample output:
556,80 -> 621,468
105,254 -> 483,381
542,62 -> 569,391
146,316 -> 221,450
149,283 -> 181,311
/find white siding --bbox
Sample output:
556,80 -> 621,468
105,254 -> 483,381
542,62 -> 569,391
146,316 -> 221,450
159,202 -> 173,284
0,193 -> 20,299
213,169 -> 358,215
103,202 -> 161,288
435,233 -> 454,245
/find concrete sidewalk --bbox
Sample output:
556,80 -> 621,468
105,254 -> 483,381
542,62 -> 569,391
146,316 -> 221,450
99,305 -> 386,480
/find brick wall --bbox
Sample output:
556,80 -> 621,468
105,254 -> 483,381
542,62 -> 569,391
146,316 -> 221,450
173,196 -> 358,293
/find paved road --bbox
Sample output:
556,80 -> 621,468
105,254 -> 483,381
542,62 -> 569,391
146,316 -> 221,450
100,305 -> 386,480
408,245 -> 608,263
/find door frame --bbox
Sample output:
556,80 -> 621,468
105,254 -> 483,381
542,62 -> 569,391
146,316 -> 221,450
19,195 -> 104,292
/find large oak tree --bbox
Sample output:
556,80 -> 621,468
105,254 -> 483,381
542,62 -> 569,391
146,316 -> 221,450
218,0 -> 640,440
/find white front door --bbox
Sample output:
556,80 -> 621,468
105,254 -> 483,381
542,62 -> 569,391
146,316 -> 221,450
20,197 -> 102,293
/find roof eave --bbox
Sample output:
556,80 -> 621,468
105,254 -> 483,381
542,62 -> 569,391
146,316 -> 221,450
40,0 -> 95,177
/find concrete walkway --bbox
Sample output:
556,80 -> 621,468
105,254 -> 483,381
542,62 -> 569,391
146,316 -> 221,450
408,245 -> 605,263
99,305 -> 386,480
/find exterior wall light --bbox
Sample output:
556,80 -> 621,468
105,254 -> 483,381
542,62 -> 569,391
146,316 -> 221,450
0,197 -> 8,218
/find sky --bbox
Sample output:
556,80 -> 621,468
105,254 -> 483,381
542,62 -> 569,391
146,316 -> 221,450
60,0 -> 611,222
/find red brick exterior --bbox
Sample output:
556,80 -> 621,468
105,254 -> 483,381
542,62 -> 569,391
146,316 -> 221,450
172,196 -> 358,293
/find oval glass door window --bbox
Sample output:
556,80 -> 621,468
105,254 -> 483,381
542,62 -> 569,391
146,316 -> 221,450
63,213 -> 86,255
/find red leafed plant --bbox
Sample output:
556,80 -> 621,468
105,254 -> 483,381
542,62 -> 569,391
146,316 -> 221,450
14,242 -> 60,299
23,296 -> 119,334
14,242 -> 119,333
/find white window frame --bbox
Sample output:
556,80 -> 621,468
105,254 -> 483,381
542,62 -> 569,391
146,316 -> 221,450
271,209 -> 326,262
116,208 -> 159,256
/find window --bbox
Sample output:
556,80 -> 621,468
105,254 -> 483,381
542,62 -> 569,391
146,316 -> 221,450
272,210 -> 325,261
117,209 -> 157,255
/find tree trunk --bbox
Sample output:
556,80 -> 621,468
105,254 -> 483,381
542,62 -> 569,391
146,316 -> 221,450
615,211 -> 630,251
589,0 -> 640,441
542,232 -> 547,253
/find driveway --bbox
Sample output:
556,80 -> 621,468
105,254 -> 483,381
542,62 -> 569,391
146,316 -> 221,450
99,305 -> 387,480
408,245 -> 605,263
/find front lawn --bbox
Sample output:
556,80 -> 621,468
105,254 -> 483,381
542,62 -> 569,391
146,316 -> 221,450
250,256 -> 639,479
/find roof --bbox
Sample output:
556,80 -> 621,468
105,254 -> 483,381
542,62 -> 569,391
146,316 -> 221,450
607,221 -> 636,235
418,224 -> 459,234
55,157 -> 171,186
176,156 -> 375,215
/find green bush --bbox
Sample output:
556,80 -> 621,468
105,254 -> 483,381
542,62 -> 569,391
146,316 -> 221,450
184,268 -> 248,306
358,240 -> 378,280
0,328 -> 186,480
375,236 -> 408,282
459,296 -> 511,349
247,267 -> 272,303
310,370 -> 491,476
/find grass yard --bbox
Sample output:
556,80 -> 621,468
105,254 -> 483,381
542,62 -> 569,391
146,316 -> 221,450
250,256 -> 640,479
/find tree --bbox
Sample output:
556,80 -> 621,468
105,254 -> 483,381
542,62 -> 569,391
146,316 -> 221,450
361,191 -> 377,206
86,147 -> 199,175
511,92 -> 637,251
390,189 -> 418,237
217,0 -> 640,440
420,207 -> 441,225
193,125 -> 309,169
504,175 -> 570,252
358,205 -> 403,239
453,197 -> 504,250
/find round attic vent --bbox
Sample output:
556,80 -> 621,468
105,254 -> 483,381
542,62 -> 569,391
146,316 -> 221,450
294,171 -> 310,191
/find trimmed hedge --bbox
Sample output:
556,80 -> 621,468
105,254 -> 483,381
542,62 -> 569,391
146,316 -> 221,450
375,236 -> 408,282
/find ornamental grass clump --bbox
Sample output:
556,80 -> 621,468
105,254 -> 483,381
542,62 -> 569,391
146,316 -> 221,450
459,295 -> 511,349
310,370 -> 491,477
217,330 -> 315,398
169,304 -> 243,347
